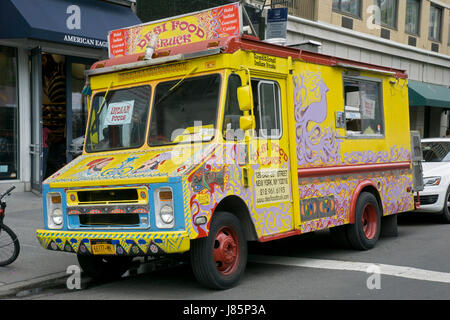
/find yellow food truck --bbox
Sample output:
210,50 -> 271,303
36,3 -> 422,289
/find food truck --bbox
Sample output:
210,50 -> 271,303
36,3 -> 422,289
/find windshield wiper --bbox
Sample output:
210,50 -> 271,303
97,81 -> 114,115
154,66 -> 198,106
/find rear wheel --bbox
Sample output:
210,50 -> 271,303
77,254 -> 133,280
190,211 -> 247,289
346,192 -> 381,250
440,186 -> 450,223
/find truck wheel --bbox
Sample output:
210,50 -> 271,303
190,211 -> 247,289
77,254 -> 133,280
441,186 -> 450,223
346,192 -> 381,250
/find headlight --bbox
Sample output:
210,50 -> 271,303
424,176 -> 441,186
154,188 -> 175,229
47,192 -> 64,229
51,208 -> 63,225
159,205 -> 174,224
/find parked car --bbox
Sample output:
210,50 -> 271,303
415,138 -> 450,223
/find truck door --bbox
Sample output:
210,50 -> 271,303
248,76 -> 294,235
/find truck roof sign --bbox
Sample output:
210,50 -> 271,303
108,3 -> 242,58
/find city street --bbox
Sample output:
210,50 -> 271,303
1,192 -> 450,301
0,1 -> 449,316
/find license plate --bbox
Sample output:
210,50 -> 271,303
91,243 -> 115,255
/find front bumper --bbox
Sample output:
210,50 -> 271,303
414,189 -> 445,213
36,229 -> 190,256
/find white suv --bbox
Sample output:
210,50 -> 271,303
415,138 -> 450,223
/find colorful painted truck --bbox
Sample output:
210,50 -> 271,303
36,3 -> 423,289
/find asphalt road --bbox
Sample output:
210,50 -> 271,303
6,211 -> 449,301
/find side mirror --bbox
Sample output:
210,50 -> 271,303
240,115 -> 254,131
237,85 -> 253,112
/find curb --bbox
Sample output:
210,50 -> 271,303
0,272 -> 68,299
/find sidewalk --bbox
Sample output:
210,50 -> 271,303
0,191 -> 78,298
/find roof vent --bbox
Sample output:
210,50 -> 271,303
144,33 -> 159,60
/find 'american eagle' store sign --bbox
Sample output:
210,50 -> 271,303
108,3 -> 241,58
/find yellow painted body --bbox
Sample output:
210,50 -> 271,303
36,46 -> 414,255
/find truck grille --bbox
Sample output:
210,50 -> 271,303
67,188 -> 149,229
79,214 -> 140,226
76,188 -> 139,204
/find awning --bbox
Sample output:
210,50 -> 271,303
409,80 -> 450,108
0,0 -> 141,49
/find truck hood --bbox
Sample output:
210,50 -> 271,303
45,145 -> 217,188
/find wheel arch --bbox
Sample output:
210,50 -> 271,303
213,195 -> 258,241
349,180 -> 383,224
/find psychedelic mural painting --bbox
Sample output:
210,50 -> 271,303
293,71 -> 341,168
186,143 -> 293,239
293,70 -> 413,232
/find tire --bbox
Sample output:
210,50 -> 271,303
0,224 -> 20,267
440,187 -> 450,223
77,254 -> 133,280
190,211 -> 247,289
346,192 -> 381,250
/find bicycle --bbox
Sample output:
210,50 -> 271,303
0,186 -> 20,266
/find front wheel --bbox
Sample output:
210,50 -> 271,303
440,186 -> 450,223
346,192 -> 381,250
190,212 -> 247,289
77,254 -> 133,280
0,224 -> 20,266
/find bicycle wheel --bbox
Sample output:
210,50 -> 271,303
0,224 -> 20,266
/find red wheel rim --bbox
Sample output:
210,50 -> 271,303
213,226 -> 240,276
362,203 -> 378,239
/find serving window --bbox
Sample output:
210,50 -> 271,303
343,78 -> 384,137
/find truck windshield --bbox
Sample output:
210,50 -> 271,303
148,74 -> 221,146
85,85 -> 151,152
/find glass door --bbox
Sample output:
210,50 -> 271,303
66,57 -> 96,163
30,47 -> 42,193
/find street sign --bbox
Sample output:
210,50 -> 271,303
265,7 -> 288,40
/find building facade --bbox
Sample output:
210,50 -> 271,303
285,0 -> 450,138
0,0 -> 140,192
137,0 -> 450,138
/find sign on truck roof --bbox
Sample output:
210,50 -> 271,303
108,3 -> 242,58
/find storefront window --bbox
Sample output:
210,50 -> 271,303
0,46 -> 19,180
70,63 -> 90,157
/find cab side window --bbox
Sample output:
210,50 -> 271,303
344,77 -> 384,136
251,79 -> 282,139
223,74 -> 243,141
